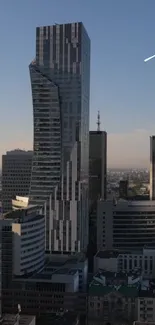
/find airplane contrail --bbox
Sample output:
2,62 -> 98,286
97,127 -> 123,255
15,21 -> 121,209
144,54 -> 155,62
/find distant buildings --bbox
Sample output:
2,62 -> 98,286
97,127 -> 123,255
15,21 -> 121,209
150,136 -> 155,200
2,150 -> 32,213
97,200 -> 155,251
29,22 -> 90,253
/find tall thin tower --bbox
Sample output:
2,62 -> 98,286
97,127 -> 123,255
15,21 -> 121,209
29,23 -> 90,253
97,111 -> 100,131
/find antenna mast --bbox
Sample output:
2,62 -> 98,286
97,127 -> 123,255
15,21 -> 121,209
97,111 -> 100,131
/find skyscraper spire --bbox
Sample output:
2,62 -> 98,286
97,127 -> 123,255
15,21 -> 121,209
97,111 -> 100,131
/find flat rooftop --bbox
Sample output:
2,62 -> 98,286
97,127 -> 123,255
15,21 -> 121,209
95,250 -> 120,258
100,199 -> 155,207
31,267 -> 77,280
94,270 -> 129,279
2,314 -> 35,325
37,312 -> 78,325
95,249 -> 155,257
3,208 -> 43,223
89,280 -> 139,298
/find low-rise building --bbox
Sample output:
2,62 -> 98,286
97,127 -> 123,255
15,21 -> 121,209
2,314 -> 35,325
137,292 -> 155,323
88,271 -> 139,323
97,200 -> 155,251
94,249 -> 155,278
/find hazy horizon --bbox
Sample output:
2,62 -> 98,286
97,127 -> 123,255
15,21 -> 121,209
0,128 -> 151,169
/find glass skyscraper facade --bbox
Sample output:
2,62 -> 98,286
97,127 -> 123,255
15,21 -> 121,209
29,22 -> 90,253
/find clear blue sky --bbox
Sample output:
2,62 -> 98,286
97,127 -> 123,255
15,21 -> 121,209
1,0 -> 155,167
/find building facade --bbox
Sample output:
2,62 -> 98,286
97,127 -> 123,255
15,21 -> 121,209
29,22 -> 90,253
119,180 -> 128,199
2,150 -> 33,213
94,249 -> 155,278
88,130 -> 107,270
1,206 -> 45,281
137,295 -> 155,323
89,130 -> 107,202
150,136 -> 155,200
97,200 -> 155,251
88,272 -> 138,323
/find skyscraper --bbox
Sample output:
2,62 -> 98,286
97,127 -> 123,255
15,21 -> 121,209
88,129 -> 107,270
29,23 -> 90,253
119,180 -> 128,199
2,150 -> 33,213
150,136 -> 155,200
89,130 -> 107,202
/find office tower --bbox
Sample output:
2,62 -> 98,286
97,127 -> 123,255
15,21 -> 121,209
88,123 -> 107,271
89,130 -> 107,202
29,23 -> 90,253
2,150 -> 33,213
119,180 -> 128,199
150,136 -> 155,200
97,199 -> 155,250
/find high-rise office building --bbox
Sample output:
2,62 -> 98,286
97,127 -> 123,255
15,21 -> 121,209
150,136 -> 155,200
29,23 -> 90,253
88,127 -> 107,271
89,130 -> 107,202
119,180 -> 128,199
2,150 -> 33,213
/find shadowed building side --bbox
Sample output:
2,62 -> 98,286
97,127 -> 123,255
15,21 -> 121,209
150,136 -> 155,200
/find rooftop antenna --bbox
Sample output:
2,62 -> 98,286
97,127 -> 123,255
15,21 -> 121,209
97,111 -> 100,131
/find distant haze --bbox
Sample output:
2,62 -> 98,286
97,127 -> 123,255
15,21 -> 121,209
107,129 -> 150,168
0,128 -> 151,169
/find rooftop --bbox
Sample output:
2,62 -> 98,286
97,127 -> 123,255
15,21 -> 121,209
37,312 -> 78,325
89,279 -> 139,298
100,199 -> 155,207
95,250 -> 120,259
3,206 -> 43,223
2,314 -> 35,325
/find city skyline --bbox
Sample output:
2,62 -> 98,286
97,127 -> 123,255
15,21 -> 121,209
1,0 -> 155,168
